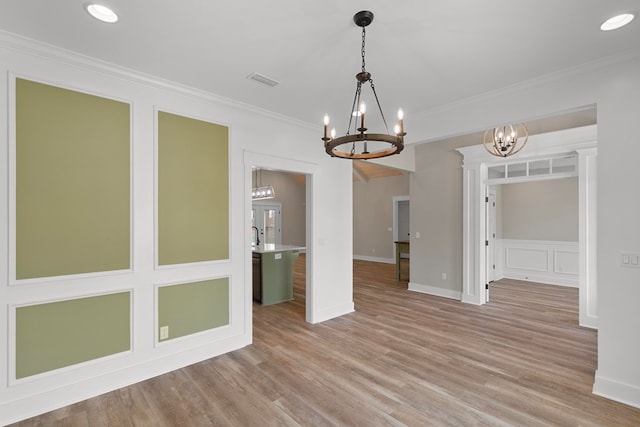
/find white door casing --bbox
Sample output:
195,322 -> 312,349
245,151 -> 319,324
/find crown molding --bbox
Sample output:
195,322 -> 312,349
0,30 -> 316,131
415,48 -> 640,118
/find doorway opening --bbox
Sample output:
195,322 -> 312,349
393,196 -> 410,280
245,151 -> 316,324
458,125 -> 598,328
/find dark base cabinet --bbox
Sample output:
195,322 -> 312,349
252,253 -> 262,303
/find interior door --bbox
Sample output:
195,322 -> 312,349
252,202 -> 281,245
397,200 -> 410,241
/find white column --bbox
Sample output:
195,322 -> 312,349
578,147 -> 598,328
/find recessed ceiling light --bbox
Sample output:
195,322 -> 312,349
85,4 -> 119,23
600,13 -> 635,31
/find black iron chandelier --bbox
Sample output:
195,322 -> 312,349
322,11 -> 405,160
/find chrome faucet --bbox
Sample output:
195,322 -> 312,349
251,226 -> 260,246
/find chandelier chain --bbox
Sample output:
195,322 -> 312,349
360,23 -> 389,133
369,79 -> 390,134
361,26 -> 367,72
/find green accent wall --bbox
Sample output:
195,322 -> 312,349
15,292 -> 131,379
158,111 -> 229,265
157,278 -> 229,341
16,78 -> 131,280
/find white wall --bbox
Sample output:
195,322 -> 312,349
409,50 -> 640,408
0,33 -> 353,424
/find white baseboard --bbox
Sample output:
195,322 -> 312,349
580,313 -> 598,330
593,370 -> 640,409
500,272 -> 579,288
353,254 -> 395,264
408,282 -> 461,301
1,334 -> 251,425
310,301 -> 355,324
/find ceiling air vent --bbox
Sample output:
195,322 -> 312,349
247,72 -> 279,88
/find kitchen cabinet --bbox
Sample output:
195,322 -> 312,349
252,244 -> 304,306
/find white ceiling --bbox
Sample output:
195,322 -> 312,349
0,1 -> 638,143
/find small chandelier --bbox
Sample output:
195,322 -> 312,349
322,10 -> 406,160
483,124 -> 529,157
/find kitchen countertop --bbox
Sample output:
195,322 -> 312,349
251,244 -> 305,254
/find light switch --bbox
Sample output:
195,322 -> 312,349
621,252 -> 640,268
416,232 -> 420,239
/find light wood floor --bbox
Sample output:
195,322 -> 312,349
12,256 -> 640,426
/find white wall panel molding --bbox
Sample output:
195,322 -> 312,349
499,239 -> 579,287
0,30 -> 354,424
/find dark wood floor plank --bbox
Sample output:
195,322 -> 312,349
10,255 -> 640,426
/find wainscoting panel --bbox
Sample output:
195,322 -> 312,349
497,239 -> 578,287
505,247 -> 549,272
554,250 -> 579,275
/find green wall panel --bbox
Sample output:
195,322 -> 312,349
16,78 -> 131,279
158,111 -> 229,265
16,292 -> 131,379
158,278 -> 229,341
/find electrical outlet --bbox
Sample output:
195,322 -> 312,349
160,326 -> 169,340
442,273 -> 447,280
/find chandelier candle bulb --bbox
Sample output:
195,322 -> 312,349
397,108 -> 404,135
359,102 -> 366,131
323,115 -> 330,139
